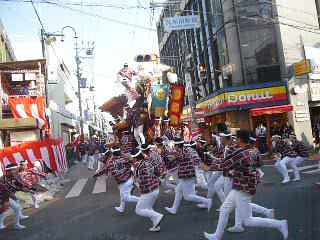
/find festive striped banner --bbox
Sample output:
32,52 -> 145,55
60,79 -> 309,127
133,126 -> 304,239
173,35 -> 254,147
0,138 -> 67,173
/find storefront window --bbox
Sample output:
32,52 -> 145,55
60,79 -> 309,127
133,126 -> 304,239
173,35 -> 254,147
235,0 -> 281,84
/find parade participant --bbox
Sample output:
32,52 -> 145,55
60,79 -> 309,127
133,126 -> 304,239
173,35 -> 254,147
80,140 -> 89,165
165,138 -> 212,215
255,123 -> 268,154
272,135 -> 299,183
126,105 -> 145,146
93,149 -> 112,177
154,137 -> 178,192
195,138 -> 210,189
154,118 -> 162,138
289,134 -> 309,181
203,130 -> 288,240
0,163 -> 32,230
226,134 -> 274,233
88,140 -> 99,170
120,130 -> 135,155
162,117 -> 174,141
140,143 -> 166,178
131,148 -> 164,232
19,160 -> 48,209
93,146 -> 139,213
204,134 -> 225,205
0,182 -> 11,215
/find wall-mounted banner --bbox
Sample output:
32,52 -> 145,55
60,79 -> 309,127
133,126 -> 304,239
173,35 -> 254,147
197,85 -> 288,113
0,138 -> 67,173
169,85 -> 185,126
151,83 -> 170,117
163,15 -> 200,31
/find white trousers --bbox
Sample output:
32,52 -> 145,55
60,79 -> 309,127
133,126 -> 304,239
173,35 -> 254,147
134,125 -> 145,145
81,153 -> 88,163
195,167 -> 208,189
135,188 -> 162,225
234,202 -> 273,227
162,169 -> 178,191
275,156 -> 303,180
207,172 -> 225,203
88,155 -> 96,170
118,178 -> 139,209
171,178 -> 210,211
213,190 -> 284,240
223,177 -> 233,197
0,198 -> 23,226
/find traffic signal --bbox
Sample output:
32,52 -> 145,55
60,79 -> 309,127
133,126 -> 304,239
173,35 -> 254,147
199,64 -> 207,79
199,64 -> 206,73
134,54 -> 158,62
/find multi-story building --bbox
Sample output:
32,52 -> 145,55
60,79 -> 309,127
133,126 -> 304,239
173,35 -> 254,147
157,0 -> 320,145
0,19 -> 15,63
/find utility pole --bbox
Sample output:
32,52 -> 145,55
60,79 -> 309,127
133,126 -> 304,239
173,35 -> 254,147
40,28 -> 49,106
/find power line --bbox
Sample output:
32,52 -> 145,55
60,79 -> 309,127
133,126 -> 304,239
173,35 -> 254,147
30,0 -> 46,31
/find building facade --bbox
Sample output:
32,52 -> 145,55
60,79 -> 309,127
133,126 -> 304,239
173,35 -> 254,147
157,0 -> 320,145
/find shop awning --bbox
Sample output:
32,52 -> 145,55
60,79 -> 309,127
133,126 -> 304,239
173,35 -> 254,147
250,104 -> 293,117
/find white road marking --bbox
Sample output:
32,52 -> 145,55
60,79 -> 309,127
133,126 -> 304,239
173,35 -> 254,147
92,176 -> 106,194
302,168 -> 320,174
65,178 -> 88,199
288,164 -> 319,173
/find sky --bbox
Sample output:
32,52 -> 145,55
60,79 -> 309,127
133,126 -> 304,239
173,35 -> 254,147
0,0 -> 162,107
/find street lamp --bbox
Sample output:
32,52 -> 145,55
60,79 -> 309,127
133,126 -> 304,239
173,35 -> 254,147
44,26 -> 84,139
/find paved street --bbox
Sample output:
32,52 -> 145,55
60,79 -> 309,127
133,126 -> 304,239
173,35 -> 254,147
1,161 -> 320,240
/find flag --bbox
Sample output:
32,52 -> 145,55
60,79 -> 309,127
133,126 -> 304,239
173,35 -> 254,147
151,83 -> 170,117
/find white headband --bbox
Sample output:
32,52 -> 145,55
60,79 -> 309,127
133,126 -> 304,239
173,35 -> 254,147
111,148 -> 121,153
249,137 -> 257,141
219,132 -> 232,137
130,150 -> 142,158
174,140 -> 184,145
5,165 -> 19,170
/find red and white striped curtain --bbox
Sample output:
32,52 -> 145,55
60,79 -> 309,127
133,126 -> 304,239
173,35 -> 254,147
0,138 -> 68,173
8,96 -> 48,129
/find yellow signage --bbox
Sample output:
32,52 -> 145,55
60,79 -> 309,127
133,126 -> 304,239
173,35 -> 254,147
294,60 -> 311,76
196,86 -> 288,111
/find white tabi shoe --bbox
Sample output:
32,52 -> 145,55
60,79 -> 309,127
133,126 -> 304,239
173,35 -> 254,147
114,206 -> 125,213
164,207 -> 177,215
14,224 -> 26,230
207,199 -> 212,212
204,232 -> 218,240
197,203 -> 207,209
19,215 -> 29,220
292,176 -> 301,182
281,178 -> 290,184
279,220 -> 288,240
0,223 -> 6,230
227,225 -> 245,233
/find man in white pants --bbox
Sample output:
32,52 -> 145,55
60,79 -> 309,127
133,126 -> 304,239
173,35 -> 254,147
131,148 -> 164,232
272,135 -> 299,183
0,164 -> 31,230
165,138 -> 212,215
154,137 -> 178,192
202,130 -> 288,240
94,146 -> 139,213
290,134 -> 309,181
195,138 -> 210,189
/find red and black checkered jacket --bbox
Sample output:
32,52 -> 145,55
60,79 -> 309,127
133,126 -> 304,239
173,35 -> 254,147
126,108 -> 143,128
292,140 -> 309,158
209,144 -> 260,195
20,168 -> 48,187
149,149 -> 166,176
133,157 -> 161,194
0,175 -> 33,195
105,154 -> 132,185
176,147 -> 200,179
121,133 -> 135,154
273,139 -> 297,158
0,182 -> 11,205
161,147 -> 178,171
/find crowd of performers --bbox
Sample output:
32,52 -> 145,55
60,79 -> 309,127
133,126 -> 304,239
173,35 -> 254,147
90,119 -> 310,240
0,160 -> 48,230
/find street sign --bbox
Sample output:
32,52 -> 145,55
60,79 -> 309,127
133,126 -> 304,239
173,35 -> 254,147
163,15 -> 200,31
294,59 -> 311,76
